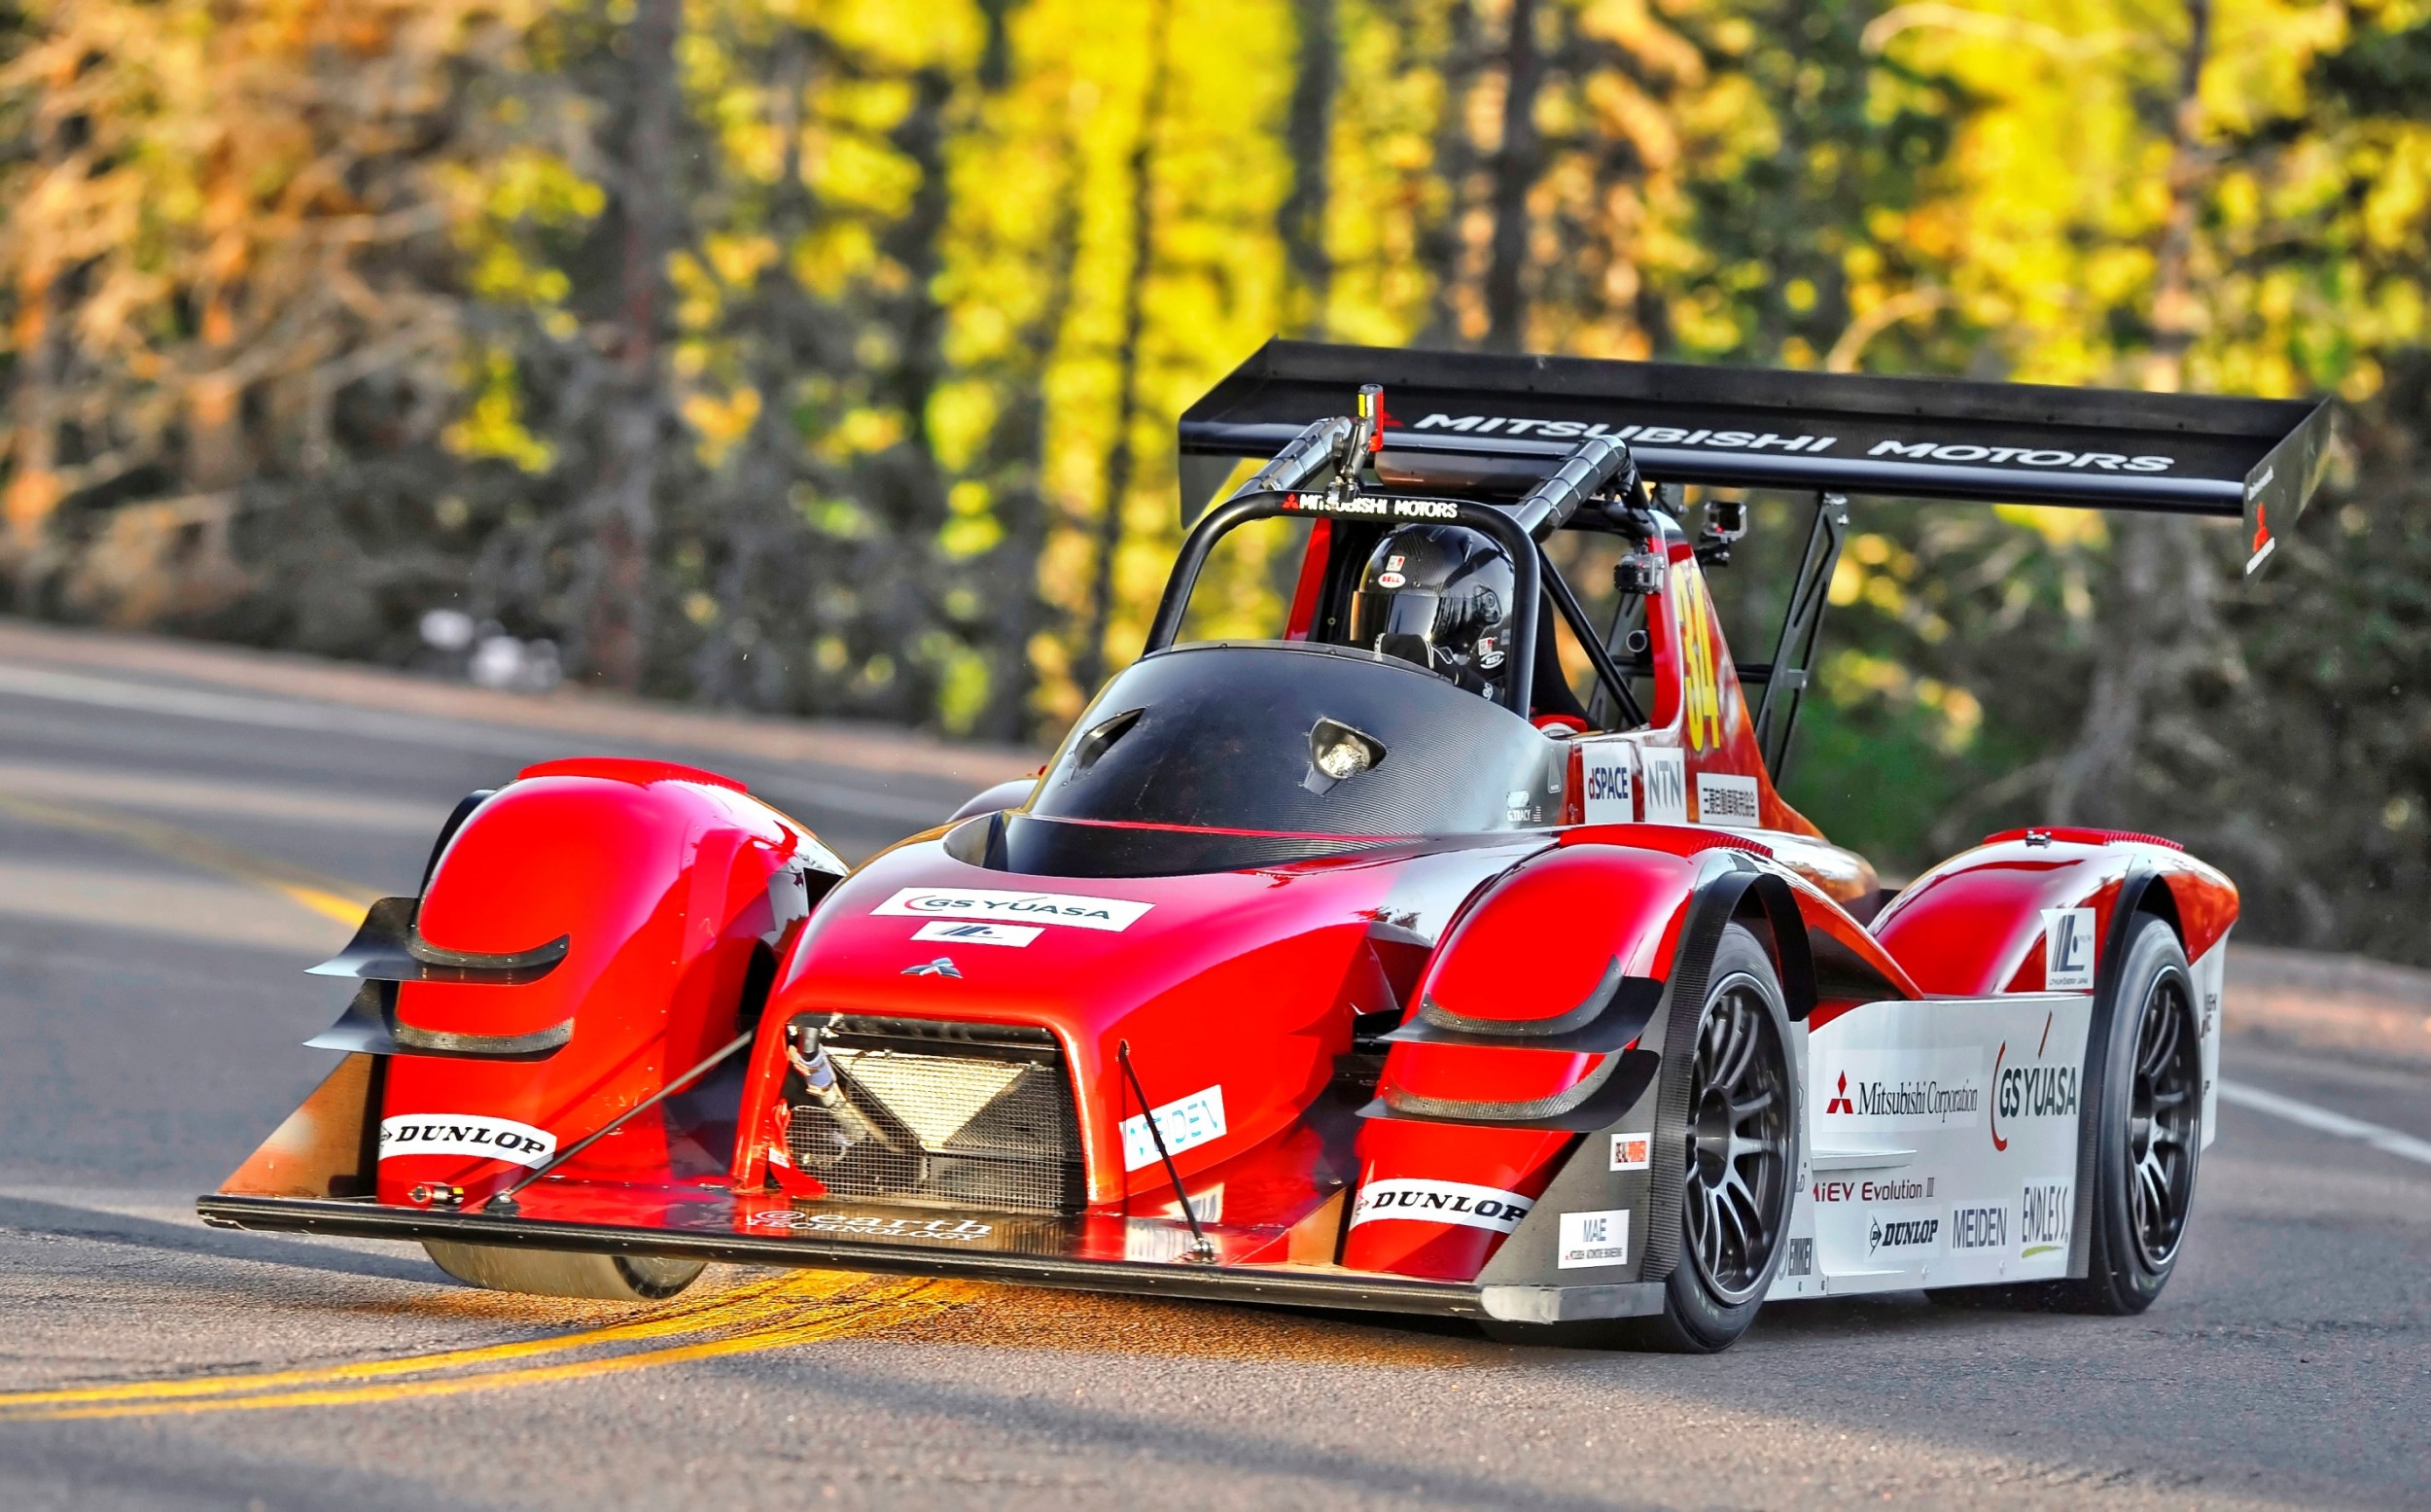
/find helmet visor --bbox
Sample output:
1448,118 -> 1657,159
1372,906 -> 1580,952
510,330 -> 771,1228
1348,588 -> 1446,667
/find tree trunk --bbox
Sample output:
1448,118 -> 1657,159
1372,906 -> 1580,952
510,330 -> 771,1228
2140,0 -> 2210,397
2050,0 -> 2214,824
1418,0 -> 1484,346
1075,0 -> 1173,697
1483,0 -> 1543,353
581,0 -> 680,693
3,264 -> 60,573
1279,0 -> 1338,337
856,65 -> 960,725
976,136 -> 1083,744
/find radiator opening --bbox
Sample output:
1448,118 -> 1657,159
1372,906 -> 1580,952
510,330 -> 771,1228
783,1014 -> 1084,1214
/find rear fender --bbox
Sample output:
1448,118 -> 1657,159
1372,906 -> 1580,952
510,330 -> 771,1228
1872,832 -> 2237,998
1345,844 -> 1821,1283
367,760 -> 840,1207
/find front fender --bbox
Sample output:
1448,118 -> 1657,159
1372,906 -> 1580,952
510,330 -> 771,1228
1348,843 -> 1798,1281
373,760 -> 839,1206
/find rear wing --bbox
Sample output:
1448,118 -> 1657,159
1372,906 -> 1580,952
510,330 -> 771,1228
1179,340 -> 2335,574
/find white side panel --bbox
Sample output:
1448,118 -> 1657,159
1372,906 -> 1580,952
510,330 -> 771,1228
1770,1014 -> 1822,1300
1772,994 -> 2092,1300
2191,929 -> 2229,1149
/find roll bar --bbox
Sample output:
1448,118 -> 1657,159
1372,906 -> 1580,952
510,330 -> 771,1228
1143,489 -> 1544,719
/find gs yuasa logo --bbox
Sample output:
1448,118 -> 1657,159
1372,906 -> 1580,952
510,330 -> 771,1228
1990,1015 -> 2081,1152
873,887 -> 1150,932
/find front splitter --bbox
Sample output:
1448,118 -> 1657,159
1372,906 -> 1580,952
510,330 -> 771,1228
196,1193 -> 1497,1318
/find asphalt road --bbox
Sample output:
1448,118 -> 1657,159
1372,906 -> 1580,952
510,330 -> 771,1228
0,650 -> 2425,1511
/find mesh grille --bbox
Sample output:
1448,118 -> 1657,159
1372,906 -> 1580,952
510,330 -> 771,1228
786,1019 -> 1083,1214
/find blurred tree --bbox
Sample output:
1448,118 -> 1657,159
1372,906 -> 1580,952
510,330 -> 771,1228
0,0 -> 2423,959
0,0 -> 504,620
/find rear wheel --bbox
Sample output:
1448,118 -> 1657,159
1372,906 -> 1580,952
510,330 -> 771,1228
422,1241 -> 704,1302
2059,916 -> 2202,1313
1928,915 -> 2201,1315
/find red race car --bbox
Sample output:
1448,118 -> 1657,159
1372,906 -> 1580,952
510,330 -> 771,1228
205,343 -> 2332,1351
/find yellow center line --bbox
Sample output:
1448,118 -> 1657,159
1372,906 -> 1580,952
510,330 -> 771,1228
0,751 -> 985,1421
0,790 -> 380,920
0,1270 -> 875,1410
1,1277 -> 977,1423
275,882 -> 375,927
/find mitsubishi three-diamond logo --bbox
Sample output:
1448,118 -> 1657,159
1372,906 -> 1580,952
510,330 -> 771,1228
1827,1072 -> 1854,1115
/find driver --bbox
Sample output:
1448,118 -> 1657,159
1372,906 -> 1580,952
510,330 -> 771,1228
1347,524 -> 1515,697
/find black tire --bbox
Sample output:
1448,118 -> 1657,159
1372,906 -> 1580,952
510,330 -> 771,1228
2061,916 -> 2202,1313
1621,922 -> 1800,1353
1930,916 -> 2202,1316
1480,926 -> 1798,1353
422,1241 -> 704,1302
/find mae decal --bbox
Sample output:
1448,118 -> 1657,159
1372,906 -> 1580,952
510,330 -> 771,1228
1348,1178 -> 1533,1234
378,1114 -> 556,1169
875,886 -> 1151,932
1558,1209 -> 1631,1269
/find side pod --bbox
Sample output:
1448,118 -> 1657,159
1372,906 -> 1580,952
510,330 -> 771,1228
222,759 -> 844,1211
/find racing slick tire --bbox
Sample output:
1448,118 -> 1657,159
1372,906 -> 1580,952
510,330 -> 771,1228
422,1241 -> 705,1302
1629,923 -> 1801,1351
1929,915 -> 2202,1315
1489,924 -> 1798,1353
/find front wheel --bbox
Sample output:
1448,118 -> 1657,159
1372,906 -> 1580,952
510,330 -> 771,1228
1623,922 -> 1800,1353
422,1241 -> 704,1302
1481,924 -> 1798,1353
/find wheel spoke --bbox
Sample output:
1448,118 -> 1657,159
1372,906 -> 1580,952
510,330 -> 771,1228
2137,1160 -> 2168,1231
2141,989 -> 2182,1075
1717,1183 -> 1752,1262
1714,999 -> 1751,1092
1722,1162 -> 1755,1212
1731,1089 -> 1776,1123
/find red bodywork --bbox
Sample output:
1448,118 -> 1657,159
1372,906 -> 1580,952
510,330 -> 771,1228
219,508 -> 2238,1299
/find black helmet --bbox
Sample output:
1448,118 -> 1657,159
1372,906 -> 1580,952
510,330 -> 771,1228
1347,524 -> 1516,694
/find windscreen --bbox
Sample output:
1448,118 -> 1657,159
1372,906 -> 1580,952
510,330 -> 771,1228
1027,642 -> 1563,837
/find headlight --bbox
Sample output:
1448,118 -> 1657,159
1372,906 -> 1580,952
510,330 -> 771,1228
1316,738 -> 1372,780
1306,718 -> 1386,792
